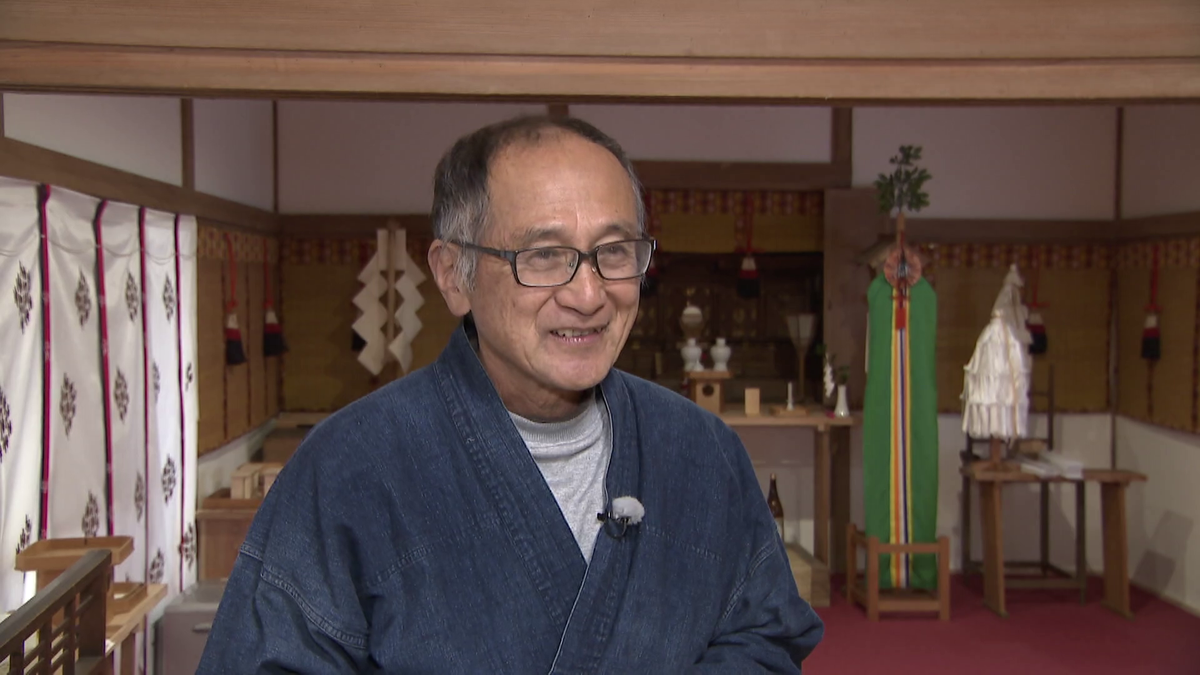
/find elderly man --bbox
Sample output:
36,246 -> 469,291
197,115 -> 823,673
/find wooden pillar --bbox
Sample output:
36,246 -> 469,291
830,426 -> 852,573
813,426 -> 831,565
979,481 -> 1007,617
1101,483 -> 1132,618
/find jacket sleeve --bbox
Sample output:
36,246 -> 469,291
689,429 -> 825,673
194,431 -> 378,674
194,546 -> 374,674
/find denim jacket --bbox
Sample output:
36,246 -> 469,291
197,324 -> 823,673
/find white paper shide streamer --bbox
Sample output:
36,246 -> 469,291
353,227 -> 425,376
352,229 -> 390,376
961,264 -> 1032,440
388,229 -> 426,375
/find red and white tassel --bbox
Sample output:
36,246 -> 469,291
1142,312 -> 1161,361
263,307 -> 286,357
262,238 -> 286,356
737,254 -> 761,299
1143,245 -> 1162,361
1027,311 -> 1047,355
225,311 -> 246,365
224,233 -> 246,365
641,255 -> 659,297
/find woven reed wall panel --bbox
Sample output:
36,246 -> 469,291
933,267 -> 1006,413
1029,269 -> 1112,413
1116,268 -> 1151,422
197,257 -> 225,454
224,260 -> 251,440
280,256 -> 459,412
656,214 -> 738,253
1151,268 -> 1197,432
247,259 -> 267,428
282,263 -> 378,411
196,223 -> 282,450
652,212 -> 823,254
748,214 -> 823,253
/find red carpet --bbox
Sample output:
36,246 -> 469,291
807,575 -> 1200,674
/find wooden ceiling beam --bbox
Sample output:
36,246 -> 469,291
1,43 -> 1197,103
0,135 -> 278,234
2,0 -> 1196,61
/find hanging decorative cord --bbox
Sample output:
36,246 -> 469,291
1027,248 -> 1048,355
224,233 -> 247,365
1142,244 -> 1161,362
736,192 -> 761,299
262,237 -> 286,356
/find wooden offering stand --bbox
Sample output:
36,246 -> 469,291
14,536 -> 147,623
230,461 -> 284,499
688,370 -> 732,415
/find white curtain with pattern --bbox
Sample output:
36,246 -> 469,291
0,178 -> 44,613
0,178 -> 199,633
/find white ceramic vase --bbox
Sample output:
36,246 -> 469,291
681,338 -> 703,372
711,337 -> 732,371
834,384 -> 850,418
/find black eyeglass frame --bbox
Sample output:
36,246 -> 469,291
453,238 -> 657,288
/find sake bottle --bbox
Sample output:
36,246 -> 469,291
767,474 -> 785,542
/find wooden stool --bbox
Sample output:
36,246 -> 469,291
845,524 -> 951,621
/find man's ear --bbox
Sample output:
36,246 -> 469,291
428,240 -> 472,317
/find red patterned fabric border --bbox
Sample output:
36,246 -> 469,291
645,190 -> 823,243
197,225 -> 278,263
279,236 -> 431,266
1115,238 -> 1200,269
920,243 -> 1112,270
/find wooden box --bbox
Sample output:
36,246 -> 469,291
230,464 -> 262,500
688,370 -> 732,415
230,462 -> 285,499
744,388 -> 761,416
261,465 -> 283,495
198,488 -> 263,581
262,427 -> 309,464
786,543 -> 830,608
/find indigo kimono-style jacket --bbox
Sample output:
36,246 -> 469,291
197,325 -> 824,673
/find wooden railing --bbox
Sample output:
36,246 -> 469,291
0,549 -> 111,674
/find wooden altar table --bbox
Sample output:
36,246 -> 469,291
962,462 -> 1147,619
721,411 -> 858,571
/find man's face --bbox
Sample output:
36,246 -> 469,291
437,133 -> 641,417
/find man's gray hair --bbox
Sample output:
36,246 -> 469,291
431,115 -> 646,290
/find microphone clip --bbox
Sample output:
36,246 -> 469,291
597,496 -> 645,539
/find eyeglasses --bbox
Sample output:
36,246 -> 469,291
454,238 -> 656,288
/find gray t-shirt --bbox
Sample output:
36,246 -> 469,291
508,390 -> 612,563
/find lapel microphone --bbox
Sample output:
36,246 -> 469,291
597,496 -> 645,539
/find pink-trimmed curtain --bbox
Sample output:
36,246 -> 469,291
0,177 -> 199,646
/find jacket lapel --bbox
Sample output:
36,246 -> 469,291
434,325 -> 586,634
546,371 -> 643,673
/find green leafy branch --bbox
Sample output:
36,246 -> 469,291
874,145 -> 932,217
